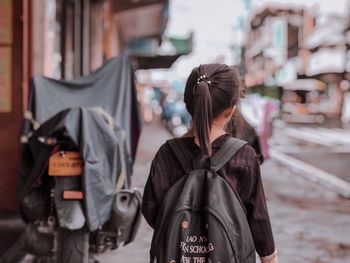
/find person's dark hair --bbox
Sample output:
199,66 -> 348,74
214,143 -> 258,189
184,64 -> 241,156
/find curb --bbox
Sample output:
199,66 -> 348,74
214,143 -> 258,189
270,149 -> 350,199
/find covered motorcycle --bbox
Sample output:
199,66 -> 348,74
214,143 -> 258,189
17,54 -> 142,262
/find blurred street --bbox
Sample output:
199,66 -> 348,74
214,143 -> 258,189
1,0 -> 350,262
95,121 -> 350,263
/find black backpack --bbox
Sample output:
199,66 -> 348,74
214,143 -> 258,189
150,137 -> 256,263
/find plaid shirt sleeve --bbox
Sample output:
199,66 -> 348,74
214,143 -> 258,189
245,153 -> 275,257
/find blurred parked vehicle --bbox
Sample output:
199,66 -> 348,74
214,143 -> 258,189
162,95 -> 191,137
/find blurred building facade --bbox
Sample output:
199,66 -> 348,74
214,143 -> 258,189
244,4 -> 350,120
0,0 -> 193,211
244,7 -> 304,88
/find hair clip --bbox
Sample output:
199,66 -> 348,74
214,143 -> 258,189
197,75 -> 211,85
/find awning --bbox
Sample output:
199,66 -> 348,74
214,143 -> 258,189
250,7 -> 302,29
129,34 -> 193,69
111,0 -> 165,13
307,47 -> 347,76
305,18 -> 347,51
132,54 -> 183,69
113,2 -> 169,44
298,72 -> 345,84
284,79 -> 326,91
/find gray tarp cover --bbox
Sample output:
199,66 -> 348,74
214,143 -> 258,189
19,54 -> 141,231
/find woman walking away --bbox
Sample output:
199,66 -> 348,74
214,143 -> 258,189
142,64 -> 278,263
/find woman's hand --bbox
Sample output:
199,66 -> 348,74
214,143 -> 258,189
260,249 -> 278,263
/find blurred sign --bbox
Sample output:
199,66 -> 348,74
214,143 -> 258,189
273,20 -> 285,48
275,59 -> 297,86
0,47 -> 12,112
265,18 -> 286,66
0,0 -> 12,44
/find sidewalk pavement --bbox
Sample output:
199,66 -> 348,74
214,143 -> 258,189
270,120 -> 350,198
0,212 -> 25,256
95,120 -> 172,263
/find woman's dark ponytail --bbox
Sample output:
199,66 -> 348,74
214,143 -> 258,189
184,64 -> 241,157
193,80 -> 213,156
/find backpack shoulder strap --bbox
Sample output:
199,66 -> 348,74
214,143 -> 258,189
210,137 -> 247,172
166,138 -> 193,173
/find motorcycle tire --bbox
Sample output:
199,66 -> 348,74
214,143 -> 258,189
56,228 -> 89,263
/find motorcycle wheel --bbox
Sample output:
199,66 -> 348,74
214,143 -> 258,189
56,228 -> 89,263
